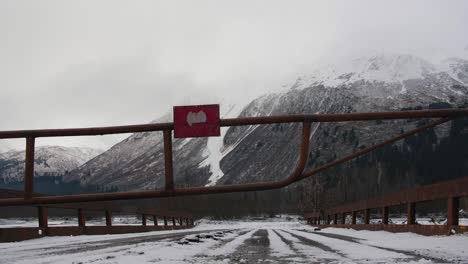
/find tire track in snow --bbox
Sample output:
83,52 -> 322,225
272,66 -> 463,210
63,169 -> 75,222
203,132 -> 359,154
38,229 -> 232,256
0,229 -> 232,264
205,229 -> 257,256
296,229 -> 449,263
267,229 -> 295,256
271,230 -> 317,263
276,229 -> 344,263
8,230 -> 242,264
226,229 -> 272,263
288,229 -> 412,262
197,229 -> 250,254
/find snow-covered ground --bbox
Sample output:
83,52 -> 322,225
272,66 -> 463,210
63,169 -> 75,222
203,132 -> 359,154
1,217 -> 468,263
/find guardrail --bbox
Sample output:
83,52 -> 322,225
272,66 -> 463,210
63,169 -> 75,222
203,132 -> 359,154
0,189 -> 194,242
0,109 -> 467,207
305,176 -> 468,235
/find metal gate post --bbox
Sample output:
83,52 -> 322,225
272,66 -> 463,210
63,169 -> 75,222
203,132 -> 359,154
163,130 -> 174,191
24,137 -> 35,199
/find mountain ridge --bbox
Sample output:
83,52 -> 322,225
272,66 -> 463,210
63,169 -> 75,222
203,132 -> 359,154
0,146 -> 103,184
66,52 -> 468,191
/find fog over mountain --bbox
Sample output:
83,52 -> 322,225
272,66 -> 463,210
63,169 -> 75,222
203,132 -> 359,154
64,52 -> 468,191
1,1 -> 468,151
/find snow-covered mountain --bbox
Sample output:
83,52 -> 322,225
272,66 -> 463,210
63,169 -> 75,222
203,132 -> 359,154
0,141 -> 14,154
0,146 -> 103,184
66,53 -> 468,191
289,54 -> 467,95
64,104 -> 242,191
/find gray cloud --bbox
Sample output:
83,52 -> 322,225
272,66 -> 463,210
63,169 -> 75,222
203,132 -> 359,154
1,0 -> 468,150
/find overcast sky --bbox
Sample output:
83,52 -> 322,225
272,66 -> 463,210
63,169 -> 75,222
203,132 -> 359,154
1,0 -> 468,150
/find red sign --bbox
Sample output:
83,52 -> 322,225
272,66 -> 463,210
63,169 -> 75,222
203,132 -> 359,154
173,104 -> 221,138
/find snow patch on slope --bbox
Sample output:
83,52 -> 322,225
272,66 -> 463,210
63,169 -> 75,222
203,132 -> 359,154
439,57 -> 468,86
201,127 -> 228,186
200,104 -> 244,186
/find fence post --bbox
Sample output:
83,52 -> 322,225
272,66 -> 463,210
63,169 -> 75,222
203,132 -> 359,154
382,206 -> 389,225
38,206 -> 48,235
78,208 -> 86,228
352,211 -> 357,224
105,210 -> 112,227
164,216 -> 168,226
364,209 -> 370,224
153,216 -> 158,226
407,202 -> 415,225
447,197 -> 459,226
142,214 -> 147,226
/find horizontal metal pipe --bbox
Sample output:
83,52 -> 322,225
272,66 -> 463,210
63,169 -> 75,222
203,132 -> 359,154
0,109 -> 467,139
0,181 -> 295,206
0,123 -> 173,139
220,109 -> 468,126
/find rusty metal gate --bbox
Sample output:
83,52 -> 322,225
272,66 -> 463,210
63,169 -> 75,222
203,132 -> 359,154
0,109 -> 467,207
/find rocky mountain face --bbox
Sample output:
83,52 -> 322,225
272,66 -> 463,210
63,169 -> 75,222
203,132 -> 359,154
63,113 -> 211,191
0,146 -> 102,184
66,53 -> 468,195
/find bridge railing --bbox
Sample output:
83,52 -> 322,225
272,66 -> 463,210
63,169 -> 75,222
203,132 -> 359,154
0,109 -> 467,206
0,189 -> 194,242
305,176 -> 468,235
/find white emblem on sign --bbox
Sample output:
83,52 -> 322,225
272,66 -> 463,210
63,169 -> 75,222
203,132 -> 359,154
187,111 -> 207,126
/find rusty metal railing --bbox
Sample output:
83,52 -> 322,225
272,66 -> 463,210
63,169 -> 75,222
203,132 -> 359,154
0,109 -> 467,206
304,176 -> 468,235
0,188 -> 194,242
